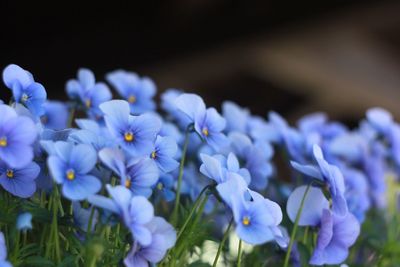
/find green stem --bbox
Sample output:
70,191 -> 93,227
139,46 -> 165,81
177,185 -> 210,239
283,184 -> 312,267
171,128 -> 190,225
212,218 -> 234,267
52,186 -> 61,264
237,239 -> 243,267
67,107 -> 76,128
86,206 -> 96,238
303,226 -> 309,244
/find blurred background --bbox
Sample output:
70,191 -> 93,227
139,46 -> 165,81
1,0 -> 400,124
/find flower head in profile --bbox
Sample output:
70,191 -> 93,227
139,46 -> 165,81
0,104 -> 38,168
124,217 -> 176,267
99,148 -> 159,197
2,64 -> 47,117
150,136 -> 179,173
88,185 -> 155,246
0,232 -> 12,267
41,101 -> 69,130
0,160 -> 39,198
66,68 -> 112,119
47,141 -> 101,200
100,100 -> 161,157
175,93 -> 228,150
16,212 -> 33,231
291,145 -> 348,217
106,70 -> 156,114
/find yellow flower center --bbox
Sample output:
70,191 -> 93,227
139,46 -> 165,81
128,95 -> 136,103
242,216 -> 250,226
151,151 -> 157,159
124,132 -> 134,142
6,169 -> 14,178
21,93 -> 29,103
85,99 -> 91,108
0,137 -> 7,147
125,178 -> 132,188
157,182 -> 163,190
202,127 -> 209,136
66,169 -> 75,180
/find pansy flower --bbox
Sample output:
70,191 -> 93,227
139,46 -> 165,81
153,174 -> 175,202
16,212 -> 33,231
100,100 -> 161,157
47,141 -> 101,200
124,216 -> 176,267
0,159 -> 39,198
88,185 -> 155,246
0,104 -> 37,168
41,101 -> 69,130
175,93 -> 228,150
0,232 -> 12,267
2,64 -> 47,117
291,145 -> 348,217
150,136 -> 179,173
106,70 -> 156,114
99,148 -> 159,197
66,68 -> 112,119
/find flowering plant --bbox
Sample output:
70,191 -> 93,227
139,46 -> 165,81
0,64 -> 399,266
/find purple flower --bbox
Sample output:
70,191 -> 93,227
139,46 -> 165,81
310,209 -> 360,265
150,136 -> 179,173
41,101 -> 69,130
47,141 -> 101,201
291,145 -> 348,217
88,185 -> 155,246
66,68 -> 112,119
0,232 -> 12,267
0,160 -> 39,198
124,217 -> 176,267
0,104 -> 37,168
100,100 -> 161,157
175,93 -> 228,150
106,70 -> 156,114
99,148 -> 159,197
2,64 -> 47,117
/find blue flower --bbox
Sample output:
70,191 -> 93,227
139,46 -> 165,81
16,212 -> 33,231
309,209 -> 360,265
291,145 -> 348,217
0,232 -> 12,267
41,101 -> 69,130
0,104 -> 37,168
124,216 -> 176,267
66,68 -> 112,119
47,141 -> 101,201
0,160 -> 39,198
150,136 -> 179,173
88,185 -> 155,246
73,202 -> 98,233
175,93 -> 228,150
2,64 -> 47,117
99,148 -> 159,197
199,153 -> 251,184
229,133 -> 273,190
106,70 -> 156,114
153,174 -> 175,202
100,100 -> 161,157
366,107 -> 393,135
222,101 -> 250,133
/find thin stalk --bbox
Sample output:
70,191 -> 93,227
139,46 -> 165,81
67,106 -> 76,128
171,128 -> 190,225
303,226 -> 309,244
237,239 -> 243,267
86,207 -> 96,238
177,185 -> 210,239
212,218 -> 234,267
283,184 -> 312,267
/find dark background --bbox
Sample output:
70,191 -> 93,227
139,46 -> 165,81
1,0 -> 398,122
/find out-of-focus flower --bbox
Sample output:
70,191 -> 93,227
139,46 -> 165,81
0,104 -> 37,168
73,202 -> 98,233
0,232 -> 12,267
150,136 -> 179,173
66,68 -> 112,119
106,70 -> 156,114
2,64 -> 47,117
41,101 -> 69,130
16,212 -> 33,231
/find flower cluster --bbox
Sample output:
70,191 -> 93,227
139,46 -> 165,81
0,63 -> 399,266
